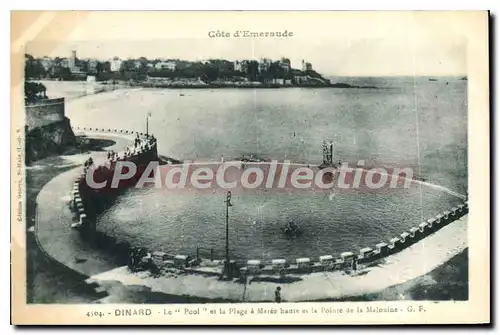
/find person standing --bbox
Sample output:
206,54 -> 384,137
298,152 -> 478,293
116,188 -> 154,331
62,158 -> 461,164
275,286 -> 282,303
352,256 -> 358,272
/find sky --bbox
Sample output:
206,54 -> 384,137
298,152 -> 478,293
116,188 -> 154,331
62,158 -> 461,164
23,11 -> 471,76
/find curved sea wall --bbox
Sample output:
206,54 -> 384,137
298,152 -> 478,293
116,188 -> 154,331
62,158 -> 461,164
69,126 -> 158,234
235,201 -> 468,277
106,199 -> 469,279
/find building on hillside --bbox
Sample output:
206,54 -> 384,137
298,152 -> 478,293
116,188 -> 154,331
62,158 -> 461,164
88,59 -> 98,73
175,60 -> 193,70
68,50 -> 83,74
301,60 -> 313,71
215,60 -> 235,72
233,60 -> 249,73
233,60 -> 242,72
294,75 -> 309,84
154,61 -> 177,71
68,50 -> 77,68
279,58 -> 291,72
110,57 -> 123,72
259,58 -> 272,73
69,66 -> 86,77
59,58 -> 69,68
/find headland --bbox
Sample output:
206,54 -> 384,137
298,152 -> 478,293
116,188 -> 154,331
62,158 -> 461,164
26,53 -> 378,89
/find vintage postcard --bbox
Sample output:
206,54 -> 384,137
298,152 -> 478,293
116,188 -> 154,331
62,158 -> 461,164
11,11 -> 490,325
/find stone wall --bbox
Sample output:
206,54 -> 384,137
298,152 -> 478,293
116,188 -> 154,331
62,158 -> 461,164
237,201 -> 469,277
25,98 -> 76,163
107,200 -> 469,277
66,127 -> 161,265
70,127 -> 158,233
25,117 -> 76,163
25,98 -> 65,130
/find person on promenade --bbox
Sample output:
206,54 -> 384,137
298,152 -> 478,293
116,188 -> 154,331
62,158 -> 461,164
275,286 -> 282,303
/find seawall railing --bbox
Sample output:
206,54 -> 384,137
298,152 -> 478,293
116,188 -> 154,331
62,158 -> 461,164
122,200 -> 469,278
69,126 -> 158,233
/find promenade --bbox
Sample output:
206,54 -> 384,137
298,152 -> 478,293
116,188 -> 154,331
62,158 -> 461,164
34,132 -> 136,276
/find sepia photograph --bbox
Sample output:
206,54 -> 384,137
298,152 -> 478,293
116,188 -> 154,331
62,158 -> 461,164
11,10 -> 489,325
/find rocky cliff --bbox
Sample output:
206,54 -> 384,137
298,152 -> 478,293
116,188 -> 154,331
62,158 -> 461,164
25,117 -> 76,164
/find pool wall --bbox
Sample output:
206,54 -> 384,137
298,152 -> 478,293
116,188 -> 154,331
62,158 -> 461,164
70,127 -> 158,232
69,127 -> 468,277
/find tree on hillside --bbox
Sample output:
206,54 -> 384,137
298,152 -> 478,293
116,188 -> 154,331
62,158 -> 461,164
79,59 -> 89,74
25,81 -> 47,104
102,61 -> 111,73
246,60 -> 259,81
24,54 -> 46,79
138,57 -> 149,67
51,66 -> 72,80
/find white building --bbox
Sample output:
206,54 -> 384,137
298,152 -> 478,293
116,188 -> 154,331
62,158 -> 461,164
68,50 -> 77,68
234,61 -> 243,72
154,61 -> 177,71
301,60 -> 312,71
110,57 -> 123,72
279,58 -> 291,72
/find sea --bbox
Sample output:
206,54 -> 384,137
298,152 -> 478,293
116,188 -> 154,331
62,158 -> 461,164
41,77 -> 467,261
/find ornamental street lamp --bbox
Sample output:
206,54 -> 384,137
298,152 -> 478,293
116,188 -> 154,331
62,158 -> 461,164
225,191 -> 233,278
146,112 -> 152,136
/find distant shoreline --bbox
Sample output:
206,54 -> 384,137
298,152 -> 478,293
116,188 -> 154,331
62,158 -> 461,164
129,82 -> 379,89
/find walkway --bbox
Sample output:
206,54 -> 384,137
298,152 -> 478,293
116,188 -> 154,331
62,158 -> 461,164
34,132 -> 135,276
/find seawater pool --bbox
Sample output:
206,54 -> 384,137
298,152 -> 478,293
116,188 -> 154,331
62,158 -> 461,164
96,183 -> 463,260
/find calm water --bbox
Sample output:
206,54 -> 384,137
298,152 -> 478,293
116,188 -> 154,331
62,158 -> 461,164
44,77 -> 468,260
